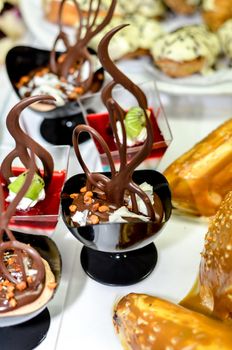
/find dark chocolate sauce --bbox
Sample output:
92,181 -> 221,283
49,0 -> 116,93
0,96 -> 54,186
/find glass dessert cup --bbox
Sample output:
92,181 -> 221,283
0,145 -> 70,236
61,169 -> 172,286
5,46 -> 104,146
79,80 -> 172,171
0,232 -> 62,349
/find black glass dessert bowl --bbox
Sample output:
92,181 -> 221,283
61,169 -> 172,286
0,232 -> 62,327
6,45 -> 104,146
0,232 -> 62,350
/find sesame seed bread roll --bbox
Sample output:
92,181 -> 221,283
151,25 -> 220,77
163,119 -> 232,217
163,0 -> 200,15
199,191 -> 232,321
202,0 -> 232,32
113,293 -> 232,350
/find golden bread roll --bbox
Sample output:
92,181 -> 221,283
199,191 -> 232,321
202,0 -> 232,32
113,293 -> 232,350
163,0 -> 200,15
163,119 -> 232,216
151,25 -> 220,77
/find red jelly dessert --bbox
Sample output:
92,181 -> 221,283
1,167 -> 66,235
86,106 -> 171,171
0,95 -> 69,236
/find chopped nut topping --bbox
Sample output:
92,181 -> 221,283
48,282 -> 57,290
98,205 -> 110,213
16,281 -> 27,291
69,204 -> 77,212
89,214 -> 99,225
70,193 -> 78,199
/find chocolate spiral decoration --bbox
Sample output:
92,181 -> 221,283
73,25 -> 164,223
0,159 -> 45,312
0,95 -> 54,186
49,0 -> 116,92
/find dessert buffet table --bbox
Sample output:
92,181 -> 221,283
0,30 -> 232,350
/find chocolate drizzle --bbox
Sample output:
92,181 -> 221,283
49,0 -> 116,93
73,25 -> 164,223
0,95 -> 54,186
0,159 -> 46,313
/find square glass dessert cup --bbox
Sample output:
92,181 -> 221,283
61,169 -> 172,286
0,145 -> 70,236
79,80 -> 172,171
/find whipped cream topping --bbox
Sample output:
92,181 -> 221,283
109,206 -> 150,223
18,58 -> 99,107
6,176 -> 45,211
152,25 -> 220,74
116,120 -> 147,147
218,19 -> 232,59
71,209 -> 88,226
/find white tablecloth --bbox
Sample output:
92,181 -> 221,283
0,38 -> 231,350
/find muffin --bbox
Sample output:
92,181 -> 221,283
90,15 -> 164,61
42,0 -> 166,26
218,19 -> 232,60
151,25 -> 220,77
163,0 -> 201,15
202,0 -> 232,32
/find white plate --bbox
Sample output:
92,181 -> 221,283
20,0 -> 232,95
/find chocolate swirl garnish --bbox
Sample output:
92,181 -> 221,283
73,25 -> 164,223
0,95 -> 54,186
0,159 -> 46,313
49,0 -> 116,93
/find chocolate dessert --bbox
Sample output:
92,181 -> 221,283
0,95 -> 68,234
62,25 -> 171,254
0,157 -> 57,318
61,25 -> 171,285
16,0 -> 116,110
69,25 -> 165,228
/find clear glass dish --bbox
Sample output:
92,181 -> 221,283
0,145 -> 70,236
79,80 -> 172,171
